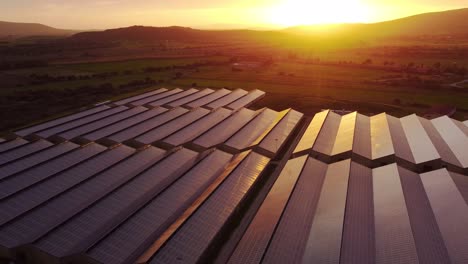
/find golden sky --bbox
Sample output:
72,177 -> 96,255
0,0 -> 466,29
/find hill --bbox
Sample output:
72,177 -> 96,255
0,21 -> 78,37
286,8 -> 468,37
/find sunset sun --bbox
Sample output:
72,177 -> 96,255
266,0 -> 371,26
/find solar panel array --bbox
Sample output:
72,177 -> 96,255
294,110 -> 468,174
0,87 -> 467,264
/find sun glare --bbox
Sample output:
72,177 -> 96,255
266,0 -> 371,27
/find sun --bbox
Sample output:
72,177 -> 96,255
265,0 -> 371,27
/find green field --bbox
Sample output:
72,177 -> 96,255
1,55 -> 467,135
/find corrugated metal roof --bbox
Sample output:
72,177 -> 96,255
1,88 -> 467,264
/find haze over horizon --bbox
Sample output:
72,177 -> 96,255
1,0 -> 467,30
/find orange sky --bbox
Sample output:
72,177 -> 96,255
0,0 -> 466,29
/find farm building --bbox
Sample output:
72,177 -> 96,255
0,87 -> 467,264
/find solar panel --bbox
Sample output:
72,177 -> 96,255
420,169 -> 468,264
258,109 -> 303,156
37,106 -> 128,139
450,171 -> 468,204
167,88 -> 215,107
109,107 -> 188,144
302,159 -> 350,264
148,88 -> 199,107
400,114 -> 440,164
228,155 -> 306,264
82,107 -> 168,143
0,138 -> 29,153
192,108 -> 258,150
0,139 -> 53,166
34,148 -> 198,258
352,114 -> 371,159
430,116 -> 468,169
370,113 -> 395,160
386,114 -> 414,163
0,143 -> 106,199
87,150 -> 233,264
0,145 -> 135,226
330,112 -> 357,156
398,166 -> 450,264
226,89 -> 265,111
206,89 -> 248,109
186,88 -> 231,109
0,141 -> 79,181
113,88 -> 168,106
134,108 -> 210,145
262,158 -> 327,264
58,106 -> 148,141
163,108 -> 232,148
0,146 -> 166,251
294,110 -> 329,155
225,108 -> 280,151
15,105 -> 111,137
312,111 -> 341,156
150,152 -> 270,264
340,162 -> 375,264
129,88 -> 183,106
373,164 -> 419,264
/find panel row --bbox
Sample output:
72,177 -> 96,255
0,143 -> 272,264
13,88 -> 266,142
224,156 -> 468,264
294,110 -> 468,174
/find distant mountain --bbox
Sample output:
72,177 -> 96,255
66,8 -> 468,44
0,21 -> 78,37
286,8 -> 468,37
67,25 -> 284,43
